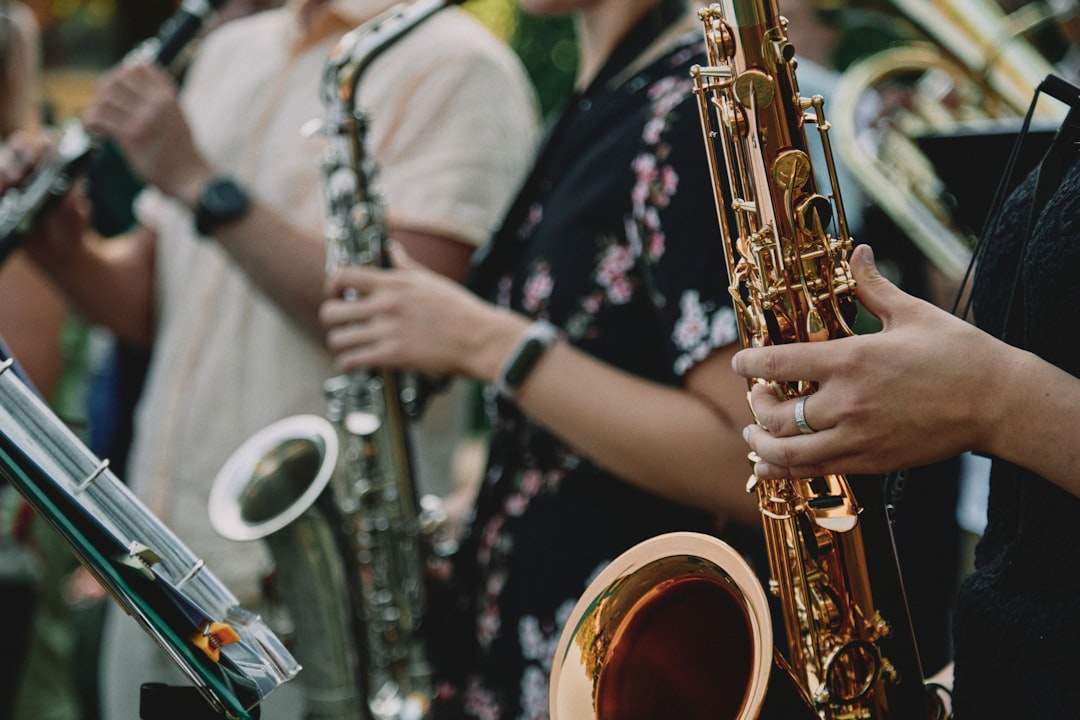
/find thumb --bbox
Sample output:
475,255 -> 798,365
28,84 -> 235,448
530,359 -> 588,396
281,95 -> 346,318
850,244 -> 904,325
387,239 -> 418,270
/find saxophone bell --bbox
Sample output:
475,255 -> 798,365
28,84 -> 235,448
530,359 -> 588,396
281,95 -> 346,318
209,415 -> 368,720
209,414 -> 338,544
549,533 -> 818,720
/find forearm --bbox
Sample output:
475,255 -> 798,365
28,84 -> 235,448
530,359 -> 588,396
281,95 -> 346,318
465,319 -> 759,522
209,202 -> 327,339
518,346 -> 759,522
211,214 -> 474,342
0,254 -> 67,398
987,346 -> 1080,498
322,264 -> 759,523
28,229 -> 155,347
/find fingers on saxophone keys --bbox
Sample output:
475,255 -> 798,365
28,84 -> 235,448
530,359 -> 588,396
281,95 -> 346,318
747,383 -> 819,436
324,266 -> 373,299
743,424 -> 828,481
325,318 -> 370,352
743,388 -> 831,479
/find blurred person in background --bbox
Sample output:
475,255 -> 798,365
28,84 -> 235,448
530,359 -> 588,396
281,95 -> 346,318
0,3 -> 84,719
319,0 -> 768,716
0,0 -> 539,717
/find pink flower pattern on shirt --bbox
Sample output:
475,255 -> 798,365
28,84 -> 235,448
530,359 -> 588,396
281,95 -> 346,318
445,30 -> 733,720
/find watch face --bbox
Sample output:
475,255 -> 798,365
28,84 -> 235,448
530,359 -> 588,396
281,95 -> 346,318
205,178 -> 249,216
197,177 -> 250,235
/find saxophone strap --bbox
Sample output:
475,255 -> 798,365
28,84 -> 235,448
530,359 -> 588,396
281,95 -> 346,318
964,77 -> 1080,502
1000,78 -> 1080,349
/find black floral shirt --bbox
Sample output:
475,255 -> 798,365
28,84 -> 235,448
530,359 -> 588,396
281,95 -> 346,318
433,6 -> 738,719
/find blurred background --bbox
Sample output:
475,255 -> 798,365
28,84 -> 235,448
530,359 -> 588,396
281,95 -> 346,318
20,0 -> 580,120
1,0 -> 1076,718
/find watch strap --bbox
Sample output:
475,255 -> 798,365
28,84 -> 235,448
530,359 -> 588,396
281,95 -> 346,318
494,319 -> 560,399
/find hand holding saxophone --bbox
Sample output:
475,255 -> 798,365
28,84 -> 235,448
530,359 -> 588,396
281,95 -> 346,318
732,243 -> 1080,494
0,132 -> 46,187
320,241 -> 760,521
321,242 -> 530,382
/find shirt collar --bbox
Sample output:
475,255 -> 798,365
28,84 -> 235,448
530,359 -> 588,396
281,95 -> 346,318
284,0 -> 402,54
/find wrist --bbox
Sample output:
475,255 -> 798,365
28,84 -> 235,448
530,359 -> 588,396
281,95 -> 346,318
165,161 -> 213,211
459,308 -> 527,383
491,318 -> 560,399
978,344 -> 1035,458
192,175 -> 252,237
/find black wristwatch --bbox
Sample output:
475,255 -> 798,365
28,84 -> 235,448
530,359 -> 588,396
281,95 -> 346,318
194,176 -> 251,236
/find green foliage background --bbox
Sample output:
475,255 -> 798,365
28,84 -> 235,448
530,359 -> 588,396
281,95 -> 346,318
467,0 -> 578,117
25,0 -> 580,117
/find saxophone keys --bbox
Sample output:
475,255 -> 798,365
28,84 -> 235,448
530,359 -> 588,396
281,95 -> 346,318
346,410 -> 382,437
733,69 -> 776,108
299,117 -> 325,138
772,148 -> 811,189
805,486 -> 860,533
795,194 -> 834,235
805,307 -> 828,341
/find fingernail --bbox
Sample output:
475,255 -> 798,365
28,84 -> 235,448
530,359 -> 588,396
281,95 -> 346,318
854,243 -> 875,268
742,426 -> 750,442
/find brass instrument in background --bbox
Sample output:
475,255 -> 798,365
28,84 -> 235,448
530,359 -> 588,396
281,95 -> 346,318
830,0 -> 1070,279
550,2 -> 949,718
209,2 -> 458,719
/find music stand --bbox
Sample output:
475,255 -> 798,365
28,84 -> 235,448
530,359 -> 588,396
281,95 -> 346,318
0,352 -> 300,720
140,683 -> 261,720
914,117 -> 1057,238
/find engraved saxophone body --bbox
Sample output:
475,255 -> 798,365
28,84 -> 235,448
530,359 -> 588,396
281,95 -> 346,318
209,3 -> 458,719
549,3 -> 949,718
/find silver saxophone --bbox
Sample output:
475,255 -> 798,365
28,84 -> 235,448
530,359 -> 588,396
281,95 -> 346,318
0,0 -> 228,266
209,2 -> 459,719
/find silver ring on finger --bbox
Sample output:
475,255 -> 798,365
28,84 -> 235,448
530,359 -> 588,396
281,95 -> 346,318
794,395 -> 816,434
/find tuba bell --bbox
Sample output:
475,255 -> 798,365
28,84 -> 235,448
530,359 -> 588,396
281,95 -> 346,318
829,0 -> 1071,279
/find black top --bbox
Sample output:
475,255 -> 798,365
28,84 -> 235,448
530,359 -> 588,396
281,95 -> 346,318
957,118 -> 1080,717
432,5 -> 741,718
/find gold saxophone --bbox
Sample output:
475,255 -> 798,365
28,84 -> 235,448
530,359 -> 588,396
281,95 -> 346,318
209,2 -> 458,719
549,3 -> 949,718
